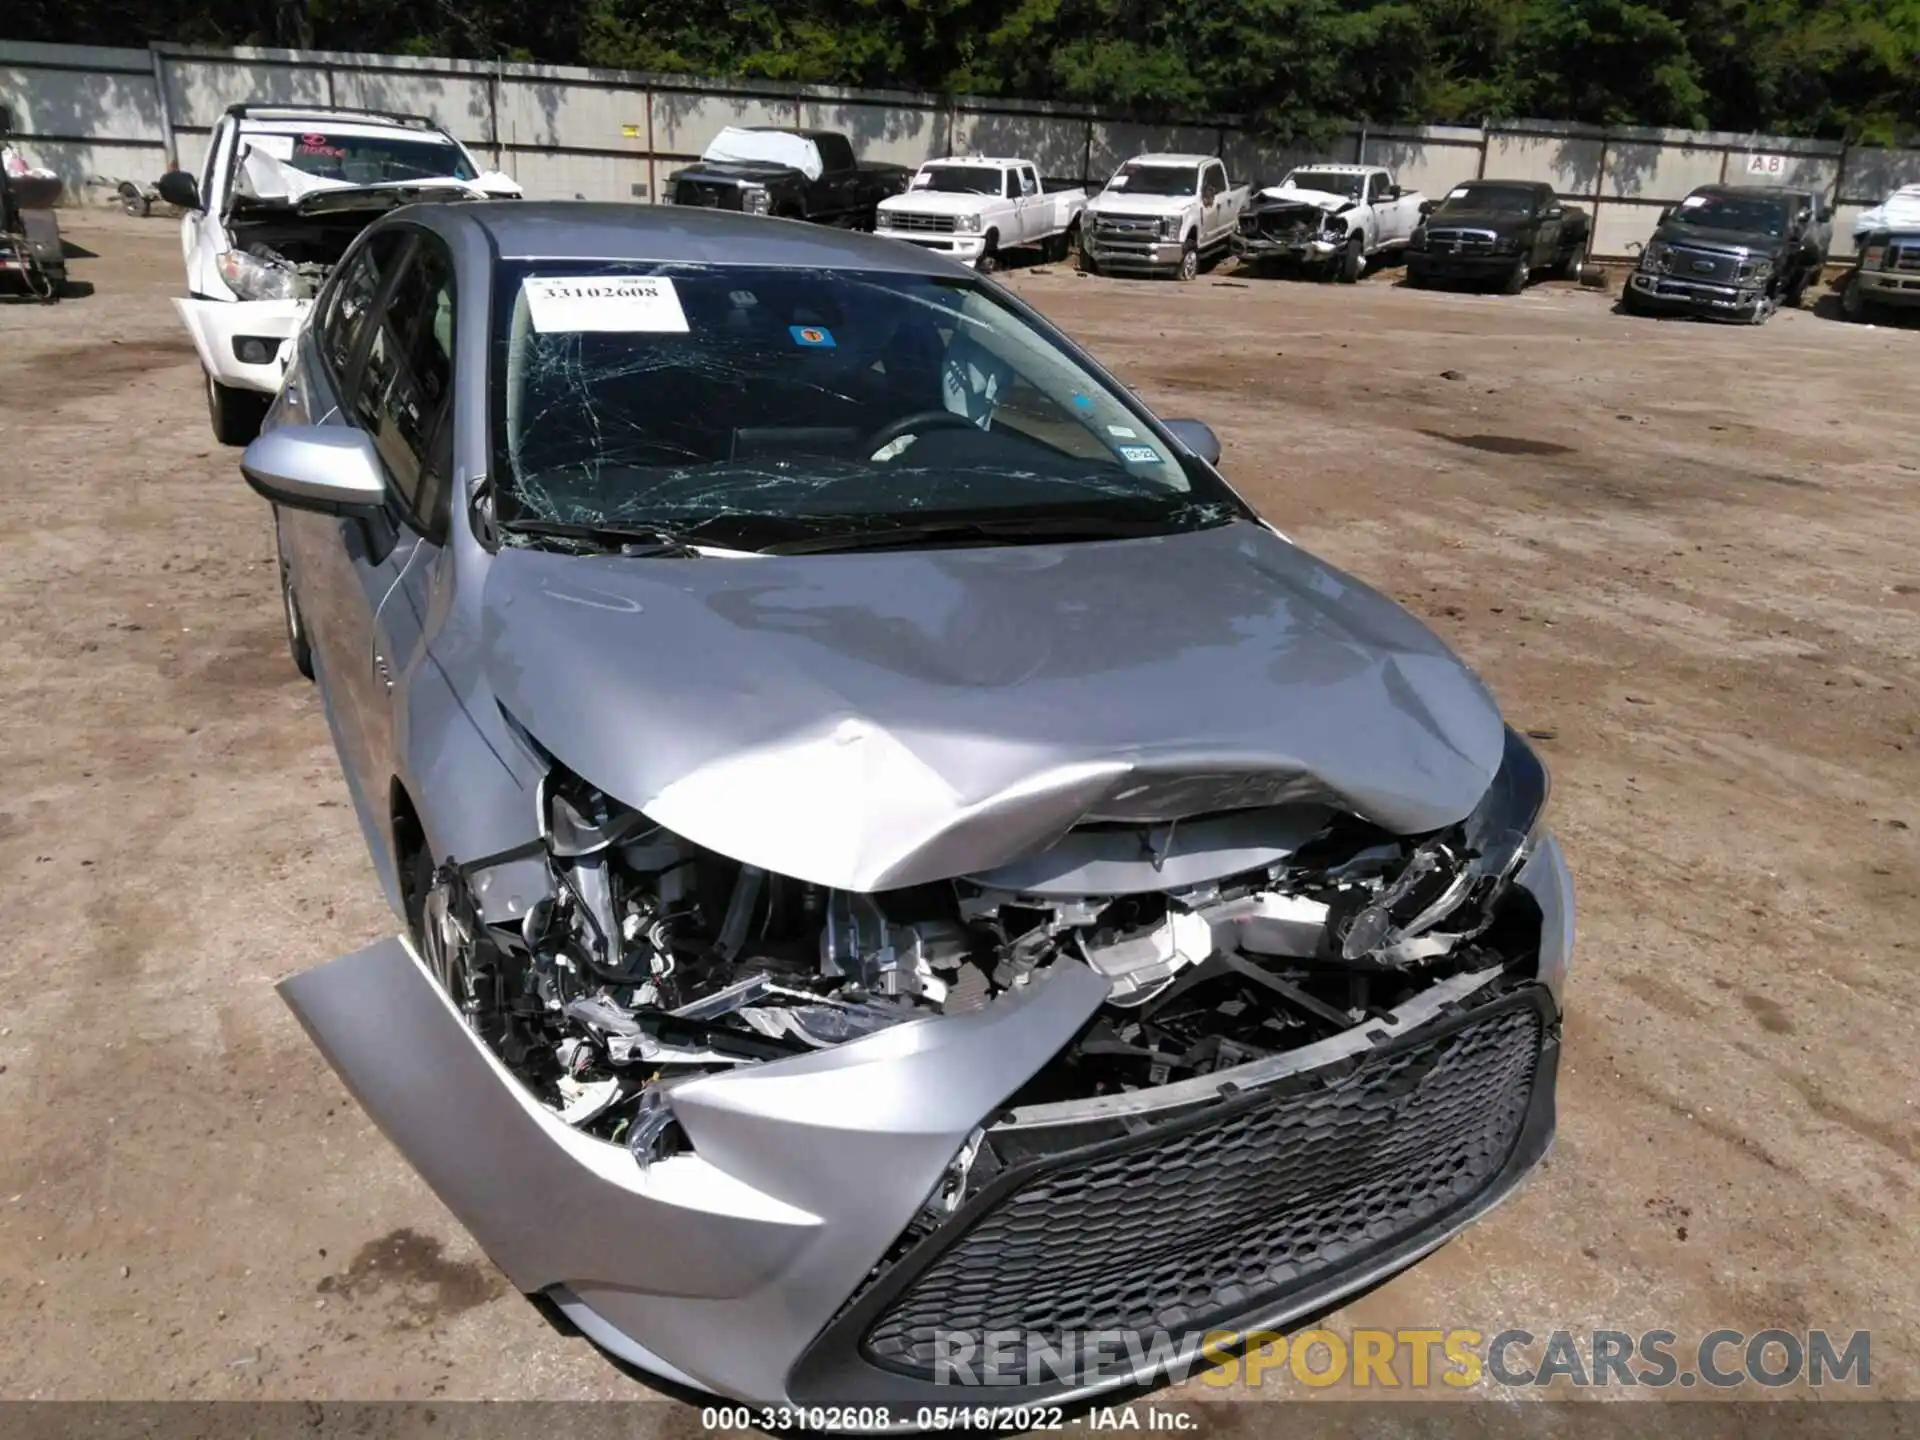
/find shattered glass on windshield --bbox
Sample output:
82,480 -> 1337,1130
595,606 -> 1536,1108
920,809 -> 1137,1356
489,263 -> 1240,553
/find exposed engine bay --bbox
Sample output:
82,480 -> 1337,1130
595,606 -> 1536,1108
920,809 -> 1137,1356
224,208 -> 371,301
422,729 -> 1550,1155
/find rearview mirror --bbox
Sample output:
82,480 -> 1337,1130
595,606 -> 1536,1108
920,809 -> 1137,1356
241,426 -> 388,516
156,170 -> 201,211
1163,418 -> 1221,466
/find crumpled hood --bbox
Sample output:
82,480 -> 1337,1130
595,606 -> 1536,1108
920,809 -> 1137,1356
1255,186 -> 1353,212
479,520 -> 1506,891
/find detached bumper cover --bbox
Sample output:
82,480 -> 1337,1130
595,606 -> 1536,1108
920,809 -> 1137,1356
172,296 -> 310,393
283,835 -> 1573,1408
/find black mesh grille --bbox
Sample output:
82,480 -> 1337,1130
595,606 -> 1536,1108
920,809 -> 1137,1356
862,993 -> 1543,1380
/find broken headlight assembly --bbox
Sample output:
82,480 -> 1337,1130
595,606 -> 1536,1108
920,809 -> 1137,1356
1327,725 -> 1548,962
216,247 -> 300,302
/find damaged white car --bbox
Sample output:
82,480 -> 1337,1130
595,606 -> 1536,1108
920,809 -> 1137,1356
157,103 -> 519,443
243,199 -> 1575,1409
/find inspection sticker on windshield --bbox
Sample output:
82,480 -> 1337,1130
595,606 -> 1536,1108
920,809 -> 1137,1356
789,325 -> 836,348
1117,444 -> 1162,464
1107,423 -> 1139,438
523,276 -> 688,334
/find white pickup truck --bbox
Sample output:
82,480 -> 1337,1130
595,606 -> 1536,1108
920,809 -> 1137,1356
1233,164 -> 1426,281
874,157 -> 1088,270
1080,155 -> 1250,280
157,103 -> 519,443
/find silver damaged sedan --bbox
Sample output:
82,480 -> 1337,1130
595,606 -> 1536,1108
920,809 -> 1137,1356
246,201 -> 1576,1409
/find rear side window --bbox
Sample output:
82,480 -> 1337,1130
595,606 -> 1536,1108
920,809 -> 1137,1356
352,238 -> 456,540
815,134 -> 855,173
320,232 -> 407,387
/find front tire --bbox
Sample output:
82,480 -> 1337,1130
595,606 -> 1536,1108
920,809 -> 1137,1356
1336,234 -> 1365,284
1501,257 -> 1530,295
1406,260 -> 1432,289
1175,238 -> 1199,282
1840,272 -> 1879,323
207,373 -> 268,446
977,230 -> 1000,274
1553,237 -> 1588,279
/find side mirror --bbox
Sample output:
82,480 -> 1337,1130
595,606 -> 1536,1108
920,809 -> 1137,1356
1418,199 -> 1434,217
1658,205 -> 1674,224
1163,418 -> 1221,466
0,104 -> 12,138
241,426 -> 388,516
156,170 -> 201,211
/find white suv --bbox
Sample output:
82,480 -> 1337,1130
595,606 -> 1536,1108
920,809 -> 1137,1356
158,103 -> 519,442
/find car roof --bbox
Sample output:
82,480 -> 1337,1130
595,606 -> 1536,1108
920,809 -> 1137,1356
1287,163 -> 1383,173
923,155 -> 1026,167
420,201 -> 974,276
1451,178 -> 1546,190
1125,154 -> 1215,166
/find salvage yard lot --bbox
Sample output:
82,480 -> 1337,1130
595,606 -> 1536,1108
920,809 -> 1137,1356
0,212 -> 1915,1415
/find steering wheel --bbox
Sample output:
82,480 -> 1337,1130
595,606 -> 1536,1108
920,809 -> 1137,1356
862,408 -> 978,458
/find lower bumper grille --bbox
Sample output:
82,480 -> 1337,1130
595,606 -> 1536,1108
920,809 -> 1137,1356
860,987 -> 1547,1385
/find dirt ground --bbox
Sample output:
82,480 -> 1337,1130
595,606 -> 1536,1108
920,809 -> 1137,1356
0,212 -> 1915,1421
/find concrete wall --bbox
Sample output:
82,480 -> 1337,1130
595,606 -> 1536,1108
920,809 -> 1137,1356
5,37 -> 1920,257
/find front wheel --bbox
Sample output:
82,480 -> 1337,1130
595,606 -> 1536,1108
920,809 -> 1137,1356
1336,234 -> 1365,284
1746,293 -> 1775,326
1501,257 -> 1530,295
1553,237 -> 1588,279
1406,260 -> 1431,289
207,373 -> 269,446
977,230 -> 1001,274
1840,272 -> 1879,323
1175,239 -> 1199,282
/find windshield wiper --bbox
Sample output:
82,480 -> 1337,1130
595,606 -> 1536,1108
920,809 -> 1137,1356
499,518 -> 731,557
758,514 -> 1192,556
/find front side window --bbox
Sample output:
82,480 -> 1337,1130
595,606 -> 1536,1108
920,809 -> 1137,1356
319,231 -> 407,384
490,264 -> 1241,551
354,239 -> 455,536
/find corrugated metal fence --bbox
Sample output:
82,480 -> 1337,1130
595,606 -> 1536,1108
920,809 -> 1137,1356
5,38 -> 1920,257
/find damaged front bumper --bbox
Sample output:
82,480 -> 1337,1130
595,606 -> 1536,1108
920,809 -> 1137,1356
1626,270 -> 1768,319
1233,234 -> 1340,264
173,296 -> 310,393
280,834 -> 1574,1410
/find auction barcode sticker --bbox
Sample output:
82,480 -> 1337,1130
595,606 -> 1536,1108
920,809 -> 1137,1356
524,275 -> 689,333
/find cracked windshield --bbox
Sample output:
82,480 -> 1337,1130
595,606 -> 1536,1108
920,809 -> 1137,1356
491,262 -> 1239,554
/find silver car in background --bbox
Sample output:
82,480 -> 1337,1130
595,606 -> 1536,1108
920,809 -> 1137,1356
244,201 -> 1575,1409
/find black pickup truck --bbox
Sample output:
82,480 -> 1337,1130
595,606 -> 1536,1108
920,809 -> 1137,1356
666,127 -> 909,229
1622,184 -> 1830,324
1405,180 -> 1591,293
